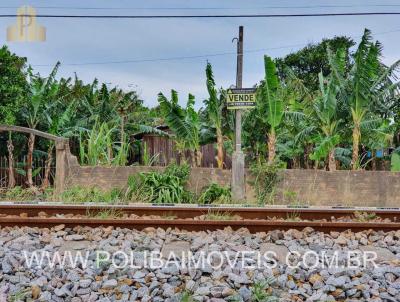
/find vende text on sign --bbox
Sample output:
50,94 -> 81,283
227,88 -> 256,109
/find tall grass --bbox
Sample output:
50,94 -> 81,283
59,186 -> 123,204
113,133 -> 130,166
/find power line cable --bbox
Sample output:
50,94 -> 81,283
2,12 -> 400,18
3,4 -> 400,10
31,28 -> 400,67
32,43 -> 307,67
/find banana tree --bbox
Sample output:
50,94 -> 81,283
204,63 -> 225,168
257,55 -> 285,164
22,62 -> 60,187
328,29 -> 400,170
307,73 -> 342,170
279,68 -> 313,168
279,105 -> 308,169
361,119 -> 394,170
158,90 -> 202,167
77,80 -> 116,130
112,89 -> 139,143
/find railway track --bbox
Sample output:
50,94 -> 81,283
1,203 -> 400,232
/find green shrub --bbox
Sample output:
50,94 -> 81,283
198,183 -> 231,204
179,290 -> 194,302
391,152 -> 400,172
59,186 -> 123,204
0,186 -> 54,202
165,163 -> 191,182
3,186 -> 40,201
8,288 -> 30,302
251,278 -> 278,302
126,163 -> 193,204
250,161 -> 283,205
105,187 -> 124,203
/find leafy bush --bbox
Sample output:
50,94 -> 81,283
126,163 -> 193,204
198,183 -> 231,204
250,161 -> 283,205
165,163 -> 191,182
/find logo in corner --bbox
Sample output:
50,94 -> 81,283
7,6 -> 46,42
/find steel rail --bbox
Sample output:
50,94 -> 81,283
0,217 -> 399,233
0,204 -> 400,232
0,204 -> 399,220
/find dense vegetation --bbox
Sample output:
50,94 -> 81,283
1,29 -> 400,192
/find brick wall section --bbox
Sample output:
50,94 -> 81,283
66,154 -> 232,195
67,164 -> 232,195
276,170 -> 400,207
65,154 -> 400,206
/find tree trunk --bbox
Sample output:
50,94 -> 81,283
304,144 -> 313,169
216,128 -> 224,169
371,150 -> 377,171
196,150 -> 202,167
292,157 -> 300,169
267,130 -> 276,164
27,133 -> 35,187
328,149 -> 336,171
7,135 -> 15,188
41,144 -> 54,190
351,124 -> 361,170
120,115 -> 125,143
177,150 -> 182,165
189,150 -> 196,167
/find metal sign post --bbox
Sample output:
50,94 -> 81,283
231,26 -> 245,201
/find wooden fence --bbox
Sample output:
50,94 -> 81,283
141,134 -> 232,168
0,156 -> 55,188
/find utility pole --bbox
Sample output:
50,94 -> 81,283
231,26 -> 245,201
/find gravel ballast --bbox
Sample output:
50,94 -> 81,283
0,225 -> 400,301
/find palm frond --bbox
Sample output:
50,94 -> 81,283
360,117 -> 383,131
326,46 -> 346,89
310,134 -> 340,161
294,125 -> 317,144
136,124 -> 169,137
335,147 -> 352,167
158,91 -> 200,150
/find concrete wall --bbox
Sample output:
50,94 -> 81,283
276,170 -> 400,207
65,154 -> 400,206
